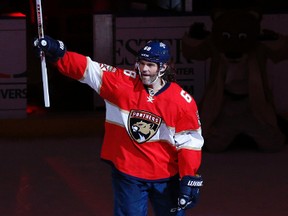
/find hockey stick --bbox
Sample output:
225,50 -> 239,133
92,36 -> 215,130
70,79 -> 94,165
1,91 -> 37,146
36,0 -> 50,107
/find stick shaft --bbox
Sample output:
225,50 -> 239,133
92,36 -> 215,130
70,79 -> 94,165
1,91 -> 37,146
36,0 -> 50,107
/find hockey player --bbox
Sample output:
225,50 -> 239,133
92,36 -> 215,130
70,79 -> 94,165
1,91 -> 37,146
34,36 -> 204,216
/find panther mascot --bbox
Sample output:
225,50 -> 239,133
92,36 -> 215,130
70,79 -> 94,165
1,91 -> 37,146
181,8 -> 288,152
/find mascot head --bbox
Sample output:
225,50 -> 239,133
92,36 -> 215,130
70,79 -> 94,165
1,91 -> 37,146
211,9 -> 262,61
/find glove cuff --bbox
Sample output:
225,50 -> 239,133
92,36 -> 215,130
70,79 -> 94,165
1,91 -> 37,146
181,175 -> 203,187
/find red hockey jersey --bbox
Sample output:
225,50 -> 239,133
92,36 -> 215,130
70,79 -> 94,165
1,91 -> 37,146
55,51 -> 204,180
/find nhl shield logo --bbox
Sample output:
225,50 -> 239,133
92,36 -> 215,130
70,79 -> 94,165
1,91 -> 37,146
128,110 -> 162,144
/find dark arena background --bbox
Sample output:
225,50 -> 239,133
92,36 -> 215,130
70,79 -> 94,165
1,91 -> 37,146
0,0 -> 288,215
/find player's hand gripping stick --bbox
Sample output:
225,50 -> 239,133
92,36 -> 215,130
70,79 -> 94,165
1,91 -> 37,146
36,36 -> 66,62
36,0 -> 50,107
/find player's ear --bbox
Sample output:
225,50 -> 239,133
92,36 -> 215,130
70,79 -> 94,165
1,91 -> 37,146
159,64 -> 168,72
134,62 -> 140,71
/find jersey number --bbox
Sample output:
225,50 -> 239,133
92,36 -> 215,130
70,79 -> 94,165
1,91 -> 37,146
180,90 -> 192,103
124,70 -> 136,79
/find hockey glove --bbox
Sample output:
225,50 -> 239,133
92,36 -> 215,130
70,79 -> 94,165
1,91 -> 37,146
178,175 -> 203,210
33,35 -> 66,62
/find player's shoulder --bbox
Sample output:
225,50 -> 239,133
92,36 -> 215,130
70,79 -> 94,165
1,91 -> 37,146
169,82 -> 183,90
168,82 -> 193,99
101,64 -> 139,81
99,63 -> 118,73
167,82 -> 197,107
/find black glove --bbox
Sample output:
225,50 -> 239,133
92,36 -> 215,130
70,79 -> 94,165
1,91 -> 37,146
33,35 -> 66,62
178,175 -> 203,210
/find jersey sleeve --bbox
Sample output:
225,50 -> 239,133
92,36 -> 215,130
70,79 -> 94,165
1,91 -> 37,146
54,51 -> 119,95
173,91 -> 204,177
174,97 -> 203,151
54,51 -> 88,80
178,148 -> 202,177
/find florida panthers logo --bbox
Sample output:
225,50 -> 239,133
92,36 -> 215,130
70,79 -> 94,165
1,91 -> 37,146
128,110 -> 162,144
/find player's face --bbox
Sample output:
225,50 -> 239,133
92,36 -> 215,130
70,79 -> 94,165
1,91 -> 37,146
138,60 -> 159,85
